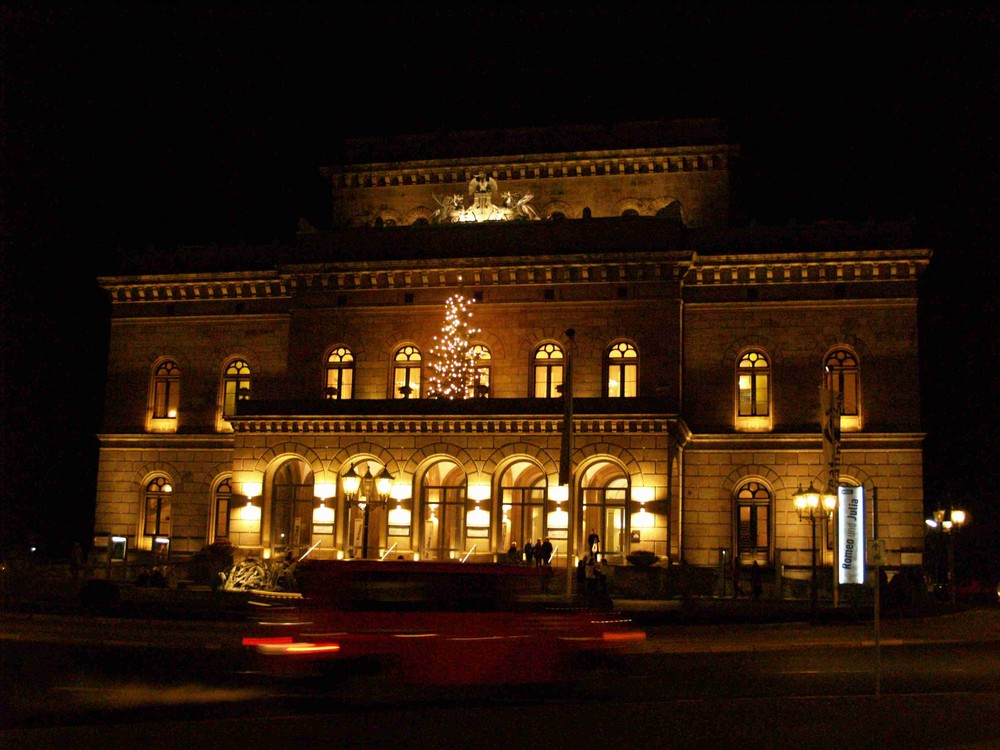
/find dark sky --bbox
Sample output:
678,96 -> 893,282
3,4 -> 998,575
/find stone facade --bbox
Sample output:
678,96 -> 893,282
93,121 -> 929,582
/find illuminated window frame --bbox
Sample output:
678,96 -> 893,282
735,349 -> 772,432
532,342 -> 564,398
467,344 -> 492,398
213,477 -> 233,543
325,346 -> 355,400
143,476 -> 173,540
393,345 -> 422,399
606,341 -> 638,398
147,359 -> 180,432
222,358 -> 251,417
824,347 -> 861,429
735,480 -> 771,564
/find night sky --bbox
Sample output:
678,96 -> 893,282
3,5 -> 997,579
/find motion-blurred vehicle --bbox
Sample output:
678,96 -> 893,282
953,580 -> 998,605
240,559 -> 645,685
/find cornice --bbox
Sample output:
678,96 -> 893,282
684,299 -> 917,313
684,249 -> 931,287
98,248 -> 930,306
97,434 -> 235,449
686,432 -> 925,450
100,273 -> 291,304
229,415 -> 680,437
321,144 -> 739,190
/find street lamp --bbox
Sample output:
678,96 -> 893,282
793,481 -> 837,619
342,463 -> 394,559
925,507 -> 968,607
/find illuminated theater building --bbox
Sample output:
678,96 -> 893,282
94,120 -> 930,585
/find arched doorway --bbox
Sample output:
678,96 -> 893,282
419,459 -> 468,560
579,462 -> 629,562
270,459 -> 314,558
499,460 -> 546,557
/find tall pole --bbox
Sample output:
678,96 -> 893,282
561,328 -> 575,599
947,528 -> 956,609
810,513 -> 818,621
361,504 -> 371,559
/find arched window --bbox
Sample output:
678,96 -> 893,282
824,348 -> 860,417
325,346 -> 354,399
213,477 -> 233,543
737,350 -> 770,417
222,358 -> 251,417
393,345 -> 422,399
271,460 -> 314,555
467,344 -> 492,398
621,208 -> 640,218
533,343 -> 564,398
151,360 -> 180,419
420,459 -> 469,560
143,476 -> 173,539
606,342 -> 638,397
580,462 -> 628,560
499,460 -> 546,557
735,480 -> 771,564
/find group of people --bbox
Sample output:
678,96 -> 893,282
506,538 -> 554,567
577,553 -> 608,593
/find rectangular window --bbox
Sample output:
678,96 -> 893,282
738,375 -> 753,415
223,381 -> 239,417
153,380 -> 172,418
754,374 -> 768,415
841,372 -> 858,416
623,364 -> 637,397
145,496 -> 171,537
215,499 -> 230,541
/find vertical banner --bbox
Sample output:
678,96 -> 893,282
837,485 -> 865,584
820,386 -> 843,489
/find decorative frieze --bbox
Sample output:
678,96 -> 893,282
230,416 -> 676,435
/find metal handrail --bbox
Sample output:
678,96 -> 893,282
380,543 -> 398,561
461,545 -> 477,563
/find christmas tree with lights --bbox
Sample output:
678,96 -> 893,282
427,292 -> 481,399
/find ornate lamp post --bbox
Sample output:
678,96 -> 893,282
793,481 -> 837,619
342,464 -> 394,559
926,507 -> 967,607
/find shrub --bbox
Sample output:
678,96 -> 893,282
626,551 -> 660,567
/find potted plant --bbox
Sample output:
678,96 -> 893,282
626,550 -> 660,567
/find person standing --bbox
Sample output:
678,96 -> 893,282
524,540 -> 534,566
507,541 -> 519,563
587,528 -> 600,560
541,538 -> 553,566
534,539 -> 544,568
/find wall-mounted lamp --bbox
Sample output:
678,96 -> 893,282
466,482 -> 491,528
632,486 -> 654,504
388,483 -> 412,527
631,485 -> 655,528
313,482 -> 336,525
547,483 -> 569,529
240,480 -> 263,521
